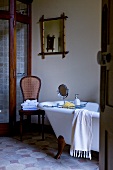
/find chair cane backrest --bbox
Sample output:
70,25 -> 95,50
20,76 -> 41,101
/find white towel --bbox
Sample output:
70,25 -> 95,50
70,109 -> 93,159
22,105 -> 38,109
21,100 -> 39,110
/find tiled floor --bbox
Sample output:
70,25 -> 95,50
0,132 -> 99,170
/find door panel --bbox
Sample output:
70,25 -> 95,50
16,0 -> 28,15
0,19 -> 9,123
16,22 -> 28,121
99,0 -> 113,169
0,0 -> 9,11
107,66 -> 113,106
107,131 -> 113,170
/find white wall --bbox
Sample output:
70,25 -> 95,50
32,0 -> 101,104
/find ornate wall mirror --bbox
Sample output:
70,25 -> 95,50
38,13 -> 69,59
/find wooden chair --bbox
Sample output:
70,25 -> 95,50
19,75 -> 45,141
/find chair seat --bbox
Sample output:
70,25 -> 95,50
19,109 -> 45,115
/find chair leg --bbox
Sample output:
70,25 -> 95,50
38,114 -> 41,135
20,114 -> 23,141
27,115 -> 31,132
42,111 -> 45,140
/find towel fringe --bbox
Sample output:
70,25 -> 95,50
71,150 -> 91,160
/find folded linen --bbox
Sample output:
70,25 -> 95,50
22,107 -> 39,110
22,105 -> 38,109
21,100 -> 39,110
21,100 -> 39,106
70,109 -> 93,159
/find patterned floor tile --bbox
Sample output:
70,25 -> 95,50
0,132 -> 99,170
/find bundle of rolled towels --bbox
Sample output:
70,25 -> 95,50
21,99 -> 39,110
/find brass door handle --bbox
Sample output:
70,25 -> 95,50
97,51 -> 111,65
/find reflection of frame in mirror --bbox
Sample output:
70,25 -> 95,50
44,19 -> 61,52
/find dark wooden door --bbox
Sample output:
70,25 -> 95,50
0,0 -> 32,135
99,0 -> 113,169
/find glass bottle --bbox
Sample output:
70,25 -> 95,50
74,94 -> 80,106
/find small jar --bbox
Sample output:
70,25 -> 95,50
74,94 -> 80,106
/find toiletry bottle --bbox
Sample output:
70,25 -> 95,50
74,94 -> 80,106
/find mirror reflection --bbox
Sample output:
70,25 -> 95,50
44,19 -> 63,52
57,84 -> 68,103
38,13 -> 69,59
